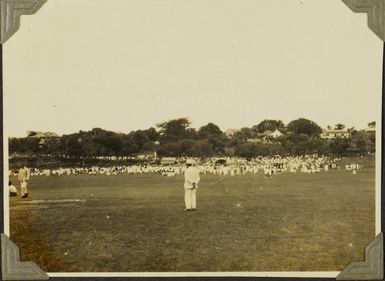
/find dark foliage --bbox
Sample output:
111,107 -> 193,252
9,118 -> 375,159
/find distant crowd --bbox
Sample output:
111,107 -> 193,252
9,155 -> 363,178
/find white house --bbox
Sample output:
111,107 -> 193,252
365,123 -> 376,134
320,129 -> 350,139
260,129 -> 283,139
269,129 -> 283,138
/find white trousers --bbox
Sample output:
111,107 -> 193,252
20,181 -> 28,196
184,188 -> 197,210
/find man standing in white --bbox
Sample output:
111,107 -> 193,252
18,166 -> 31,198
184,159 -> 200,212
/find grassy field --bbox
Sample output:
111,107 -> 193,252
9,157 -> 376,272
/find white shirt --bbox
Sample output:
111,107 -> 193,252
18,167 -> 30,182
9,185 -> 17,193
184,166 -> 200,189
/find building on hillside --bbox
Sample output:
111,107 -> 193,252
269,129 -> 284,138
258,130 -> 272,138
26,131 -> 60,145
225,129 -> 241,138
259,129 -> 284,139
365,123 -> 376,135
320,129 -> 350,139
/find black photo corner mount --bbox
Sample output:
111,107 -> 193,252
0,0 -> 384,280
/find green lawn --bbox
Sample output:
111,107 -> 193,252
9,157 -> 376,272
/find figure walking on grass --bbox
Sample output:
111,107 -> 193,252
184,159 -> 200,212
18,166 -> 30,198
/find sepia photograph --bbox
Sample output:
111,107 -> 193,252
2,0 -> 383,277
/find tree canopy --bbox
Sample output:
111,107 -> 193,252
157,118 -> 192,142
286,118 -> 322,137
253,119 -> 285,133
9,117 -> 375,159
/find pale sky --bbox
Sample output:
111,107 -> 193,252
4,0 -> 383,137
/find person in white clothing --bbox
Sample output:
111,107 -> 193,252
9,181 -> 17,197
184,159 -> 200,211
18,166 -> 31,198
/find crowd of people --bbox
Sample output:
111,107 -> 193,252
9,155 -> 365,201
9,155 -> 361,179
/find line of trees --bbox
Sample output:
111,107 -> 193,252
9,118 -> 375,159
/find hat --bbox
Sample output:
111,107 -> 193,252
186,159 -> 196,165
